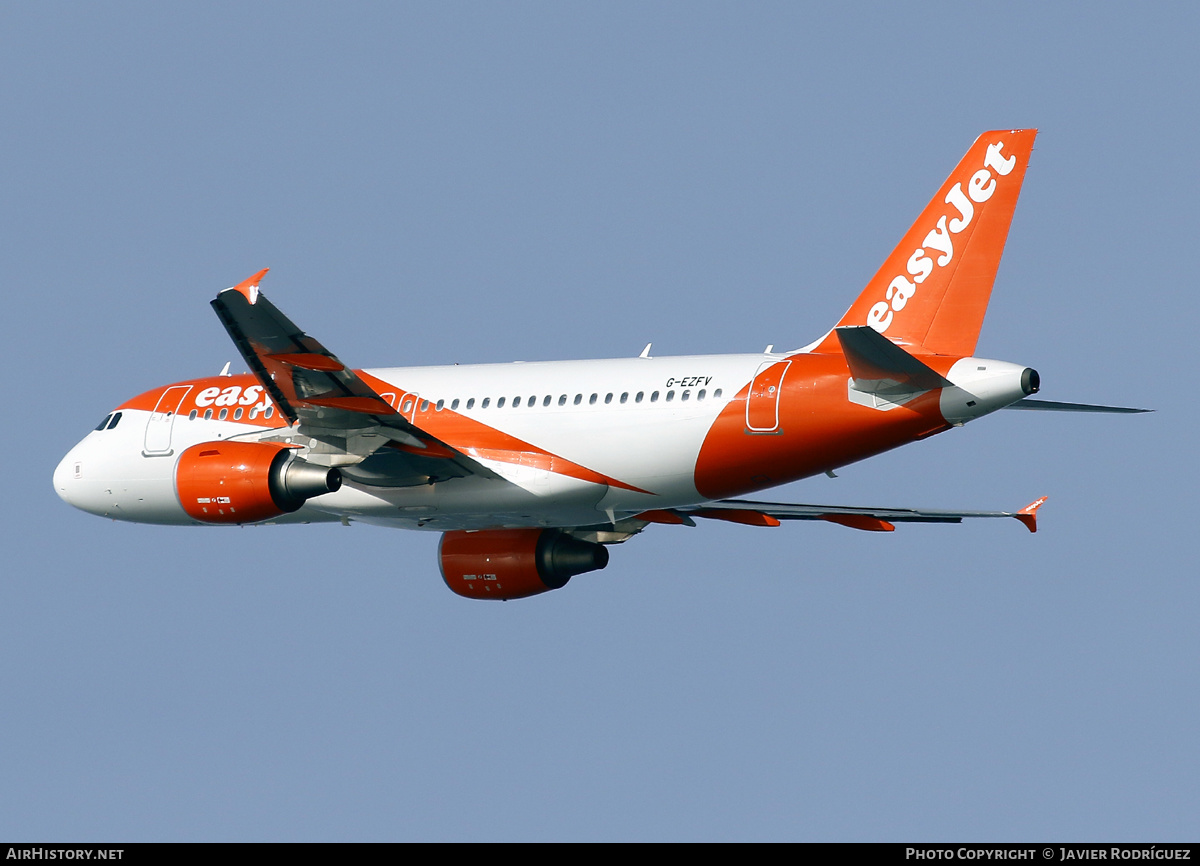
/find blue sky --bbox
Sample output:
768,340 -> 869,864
2,2 -> 1195,840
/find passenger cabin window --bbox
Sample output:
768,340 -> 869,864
189,409 -> 198,420
558,395 -> 567,406
543,395 -> 552,407
513,396 -> 521,408
681,390 -> 690,401
420,400 -> 430,412
589,393 -> 597,405
451,398 -> 460,410
666,390 -> 675,402
698,389 -> 706,400
436,399 -> 445,411
481,397 -> 490,409
650,391 -> 659,402
620,392 -> 628,404
497,397 -> 506,408
218,408 -> 228,420
204,409 -> 213,420
714,388 -> 723,399
234,407 -> 243,420
636,392 -> 644,403
402,399 -> 413,413
604,393 -> 613,404
574,394 -> 582,405
265,406 -> 274,419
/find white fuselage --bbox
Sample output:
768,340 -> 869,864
53,348 -> 1032,533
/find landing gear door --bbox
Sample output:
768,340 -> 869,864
746,361 -> 790,433
143,385 -> 192,456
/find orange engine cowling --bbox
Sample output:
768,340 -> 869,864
439,528 -> 610,600
175,441 -> 342,524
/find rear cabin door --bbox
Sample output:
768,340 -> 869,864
745,361 -> 790,433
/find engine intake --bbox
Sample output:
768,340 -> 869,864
439,528 -> 610,600
176,441 -> 341,524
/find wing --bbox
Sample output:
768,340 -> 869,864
638,496 -> 1048,533
211,269 -> 496,484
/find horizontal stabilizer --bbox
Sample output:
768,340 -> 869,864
835,326 -> 953,395
1004,398 -> 1152,414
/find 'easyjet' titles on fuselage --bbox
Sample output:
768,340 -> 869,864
194,384 -> 265,408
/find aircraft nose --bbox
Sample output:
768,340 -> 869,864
53,438 -> 107,515
53,447 -> 82,507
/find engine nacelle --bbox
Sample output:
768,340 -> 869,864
439,528 -> 610,600
175,441 -> 342,524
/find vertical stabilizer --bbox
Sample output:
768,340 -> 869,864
813,129 -> 1037,356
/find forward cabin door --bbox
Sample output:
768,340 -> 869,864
143,385 -> 192,456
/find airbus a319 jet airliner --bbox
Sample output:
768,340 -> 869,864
54,129 -> 1145,600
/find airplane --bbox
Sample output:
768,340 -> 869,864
52,128 -> 1147,600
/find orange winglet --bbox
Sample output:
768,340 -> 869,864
819,514 -> 896,532
269,353 -> 345,372
635,509 -> 689,525
228,268 -> 270,304
693,509 -> 781,527
1013,496 -> 1047,533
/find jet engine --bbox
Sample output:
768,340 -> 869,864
175,441 -> 341,524
439,528 -> 610,600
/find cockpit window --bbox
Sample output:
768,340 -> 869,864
106,412 -> 122,430
95,414 -> 112,431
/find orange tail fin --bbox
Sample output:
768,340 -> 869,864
814,129 -> 1037,356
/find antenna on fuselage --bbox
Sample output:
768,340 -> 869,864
639,343 -> 652,359
219,361 -> 232,377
